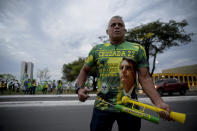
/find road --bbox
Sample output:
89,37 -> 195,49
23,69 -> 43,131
0,92 -> 197,131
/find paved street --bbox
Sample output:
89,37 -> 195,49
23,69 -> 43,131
0,92 -> 197,131
0,90 -> 197,102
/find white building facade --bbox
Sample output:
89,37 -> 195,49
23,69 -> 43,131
20,61 -> 34,81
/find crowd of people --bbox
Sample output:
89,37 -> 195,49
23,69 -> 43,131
23,79 -> 68,95
0,79 -> 70,95
0,80 -> 20,94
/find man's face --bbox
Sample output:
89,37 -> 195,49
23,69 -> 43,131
106,18 -> 126,41
120,60 -> 135,86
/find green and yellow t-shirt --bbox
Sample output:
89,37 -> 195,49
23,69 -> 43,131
85,41 -> 148,112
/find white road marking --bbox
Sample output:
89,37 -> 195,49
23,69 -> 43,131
0,96 -> 196,107
0,94 -> 96,98
0,100 -> 95,107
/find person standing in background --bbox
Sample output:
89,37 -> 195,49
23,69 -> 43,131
52,80 -> 56,95
57,80 -> 62,95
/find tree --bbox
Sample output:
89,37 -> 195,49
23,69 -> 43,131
125,20 -> 194,75
62,57 -> 97,90
62,57 -> 85,82
37,68 -> 51,82
0,74 -> 16,81
98,35 -> 109,43
91,35 -> 109,47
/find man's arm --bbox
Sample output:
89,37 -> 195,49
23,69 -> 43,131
138,67 -> 172,120
76,64 -> 91,102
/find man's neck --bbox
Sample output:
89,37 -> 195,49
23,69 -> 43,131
110,39 -> 125,45
123,83 -> 133,93
123,85 -> 134,97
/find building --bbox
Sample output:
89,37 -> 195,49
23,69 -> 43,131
162,64 -> 197,74
20,61 -> 27,81
152,64 -> 197,88
27,62 -> 34,80
20,61 -> 34,81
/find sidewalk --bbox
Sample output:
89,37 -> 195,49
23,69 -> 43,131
1,96 -> 197,108
0,94 -> 97,98
1,90 -> 196,98
189,86 -> 197,91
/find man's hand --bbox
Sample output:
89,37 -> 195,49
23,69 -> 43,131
138,68 -> 173,121
78,87 -> 90,102
155,101 -> 173,121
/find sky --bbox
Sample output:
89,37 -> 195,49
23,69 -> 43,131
0,0 -> 197,81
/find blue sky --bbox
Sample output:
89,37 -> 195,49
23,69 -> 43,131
0,0 -> 197,80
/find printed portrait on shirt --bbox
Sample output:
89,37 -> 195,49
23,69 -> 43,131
119,57 -> 137,94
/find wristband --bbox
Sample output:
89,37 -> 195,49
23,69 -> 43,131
75,85 -> 83,94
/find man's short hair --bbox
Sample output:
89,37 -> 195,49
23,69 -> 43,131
122,57 -> 137,73
111,15 -> 123,20
108,15 -> 125,27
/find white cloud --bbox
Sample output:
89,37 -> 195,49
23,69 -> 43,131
0,0 -> 197,80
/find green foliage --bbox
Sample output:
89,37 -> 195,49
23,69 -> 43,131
62,57 -> 85,82
125,19 -> 194,75
62,57 -> 97,90
0,74 -> 16,81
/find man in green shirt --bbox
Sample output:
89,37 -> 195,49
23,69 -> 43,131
76,16 -> 172,131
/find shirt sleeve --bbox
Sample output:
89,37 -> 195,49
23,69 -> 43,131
137,45 -> 149,68
85,46 -> 96,68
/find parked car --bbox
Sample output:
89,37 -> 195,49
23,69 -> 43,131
154,78 -> 189,96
